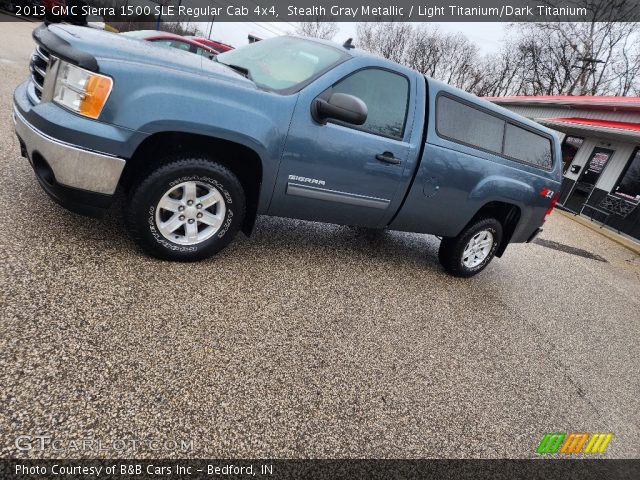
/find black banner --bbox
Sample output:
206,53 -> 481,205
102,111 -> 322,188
1,459 -> 640,479
2,0 -> 640,22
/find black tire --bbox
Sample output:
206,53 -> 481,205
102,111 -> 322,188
124,156 -> 245,261
438,218 -> 502,278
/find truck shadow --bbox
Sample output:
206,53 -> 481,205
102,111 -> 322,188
239,215 -> 444,272
39,190 -> 446,275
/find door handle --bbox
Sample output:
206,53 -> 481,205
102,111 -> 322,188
375,151 -> 401,165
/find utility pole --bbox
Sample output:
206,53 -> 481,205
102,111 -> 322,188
208,15 -> 216,39
572,57 -> 604,95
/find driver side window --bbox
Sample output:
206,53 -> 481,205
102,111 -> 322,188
331,68 -> 409,139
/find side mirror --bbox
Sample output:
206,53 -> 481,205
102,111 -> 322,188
314,93 -> 367,126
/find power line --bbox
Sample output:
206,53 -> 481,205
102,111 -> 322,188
203,0 -> 289,38
240,0 -> 294,34
248,22 -> 287,37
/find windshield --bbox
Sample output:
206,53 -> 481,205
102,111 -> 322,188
217,36 -> 347,91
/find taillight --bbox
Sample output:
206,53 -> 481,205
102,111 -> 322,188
543,193 -> 560,222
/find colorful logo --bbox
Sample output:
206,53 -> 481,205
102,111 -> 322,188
536,433 -> 613,455
539,187 -> 555,199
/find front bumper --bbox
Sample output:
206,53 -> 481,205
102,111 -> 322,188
13,75 -> 147,216
14,106 -> 125,196
13,95 -> 127,217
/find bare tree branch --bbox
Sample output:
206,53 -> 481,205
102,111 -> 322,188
295,19 -> 339,40
355,1 -> 639,97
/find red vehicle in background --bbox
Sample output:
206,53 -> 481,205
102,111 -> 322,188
187,36 -> 234,52
122,31 -> 220,59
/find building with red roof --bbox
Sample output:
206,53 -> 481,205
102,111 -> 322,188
487,96 -> 640,241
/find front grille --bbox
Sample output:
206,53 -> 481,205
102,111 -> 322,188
29,45 -> 50,101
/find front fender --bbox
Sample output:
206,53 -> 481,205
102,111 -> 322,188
100,60 -> 297,160
97,59 -> 299,210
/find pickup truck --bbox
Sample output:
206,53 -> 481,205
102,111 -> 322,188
13,24 -> 562,277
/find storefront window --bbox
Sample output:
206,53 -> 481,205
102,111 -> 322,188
613,148 -> 640,203
561,136 -> 584,174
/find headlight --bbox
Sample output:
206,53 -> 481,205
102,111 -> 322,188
53,61 -> 113,119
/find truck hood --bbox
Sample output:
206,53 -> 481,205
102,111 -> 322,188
43,24 -> 256,89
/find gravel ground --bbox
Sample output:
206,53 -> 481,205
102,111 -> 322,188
1,19 -> 639,459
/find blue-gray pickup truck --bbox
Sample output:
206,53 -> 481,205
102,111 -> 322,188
14,24 -> 562,277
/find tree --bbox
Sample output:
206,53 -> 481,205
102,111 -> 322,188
357,0 -> 640,96
356,23 -> 482,91
614,36 -> 640,95
295,19 -> 339,40
476,19 -> 639,97
473,36 -> 529,97
159,22 -> 201,36
356,22 -> 413,64
349,1 -> 640,97
477,0 -> 640,96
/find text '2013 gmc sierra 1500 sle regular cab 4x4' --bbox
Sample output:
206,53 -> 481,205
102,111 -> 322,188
14,24 -> 562,277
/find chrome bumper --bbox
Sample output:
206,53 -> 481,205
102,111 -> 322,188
13,106 -> 125,195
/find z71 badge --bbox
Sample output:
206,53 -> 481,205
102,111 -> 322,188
539,187 -> 555,199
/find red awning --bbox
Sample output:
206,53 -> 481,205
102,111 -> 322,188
542,117 -> 640,132
536,117 -> 640,142
487,95 -> 640,112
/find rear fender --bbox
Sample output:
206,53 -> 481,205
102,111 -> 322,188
468,176 -> 534,208
466,176 -> 536,255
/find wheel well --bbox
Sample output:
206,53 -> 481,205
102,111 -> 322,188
122,132 -> 263,236
467,201 -> 521,257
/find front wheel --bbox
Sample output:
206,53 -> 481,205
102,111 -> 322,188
438,218 -> 502,277
124,156 -> 245,261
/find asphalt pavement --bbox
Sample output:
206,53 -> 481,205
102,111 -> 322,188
1,17 -> 639,459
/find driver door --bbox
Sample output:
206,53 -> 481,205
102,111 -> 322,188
267,67 -> 417,228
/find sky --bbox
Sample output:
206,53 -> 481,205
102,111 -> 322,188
199,22 -> 508,53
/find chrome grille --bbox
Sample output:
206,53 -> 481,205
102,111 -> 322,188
29,45 -> 50,101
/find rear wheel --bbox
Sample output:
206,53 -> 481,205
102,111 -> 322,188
124,156 -> 245,261
438,218 -> 502,277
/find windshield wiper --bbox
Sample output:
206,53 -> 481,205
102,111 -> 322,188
217,61 -> 253,80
